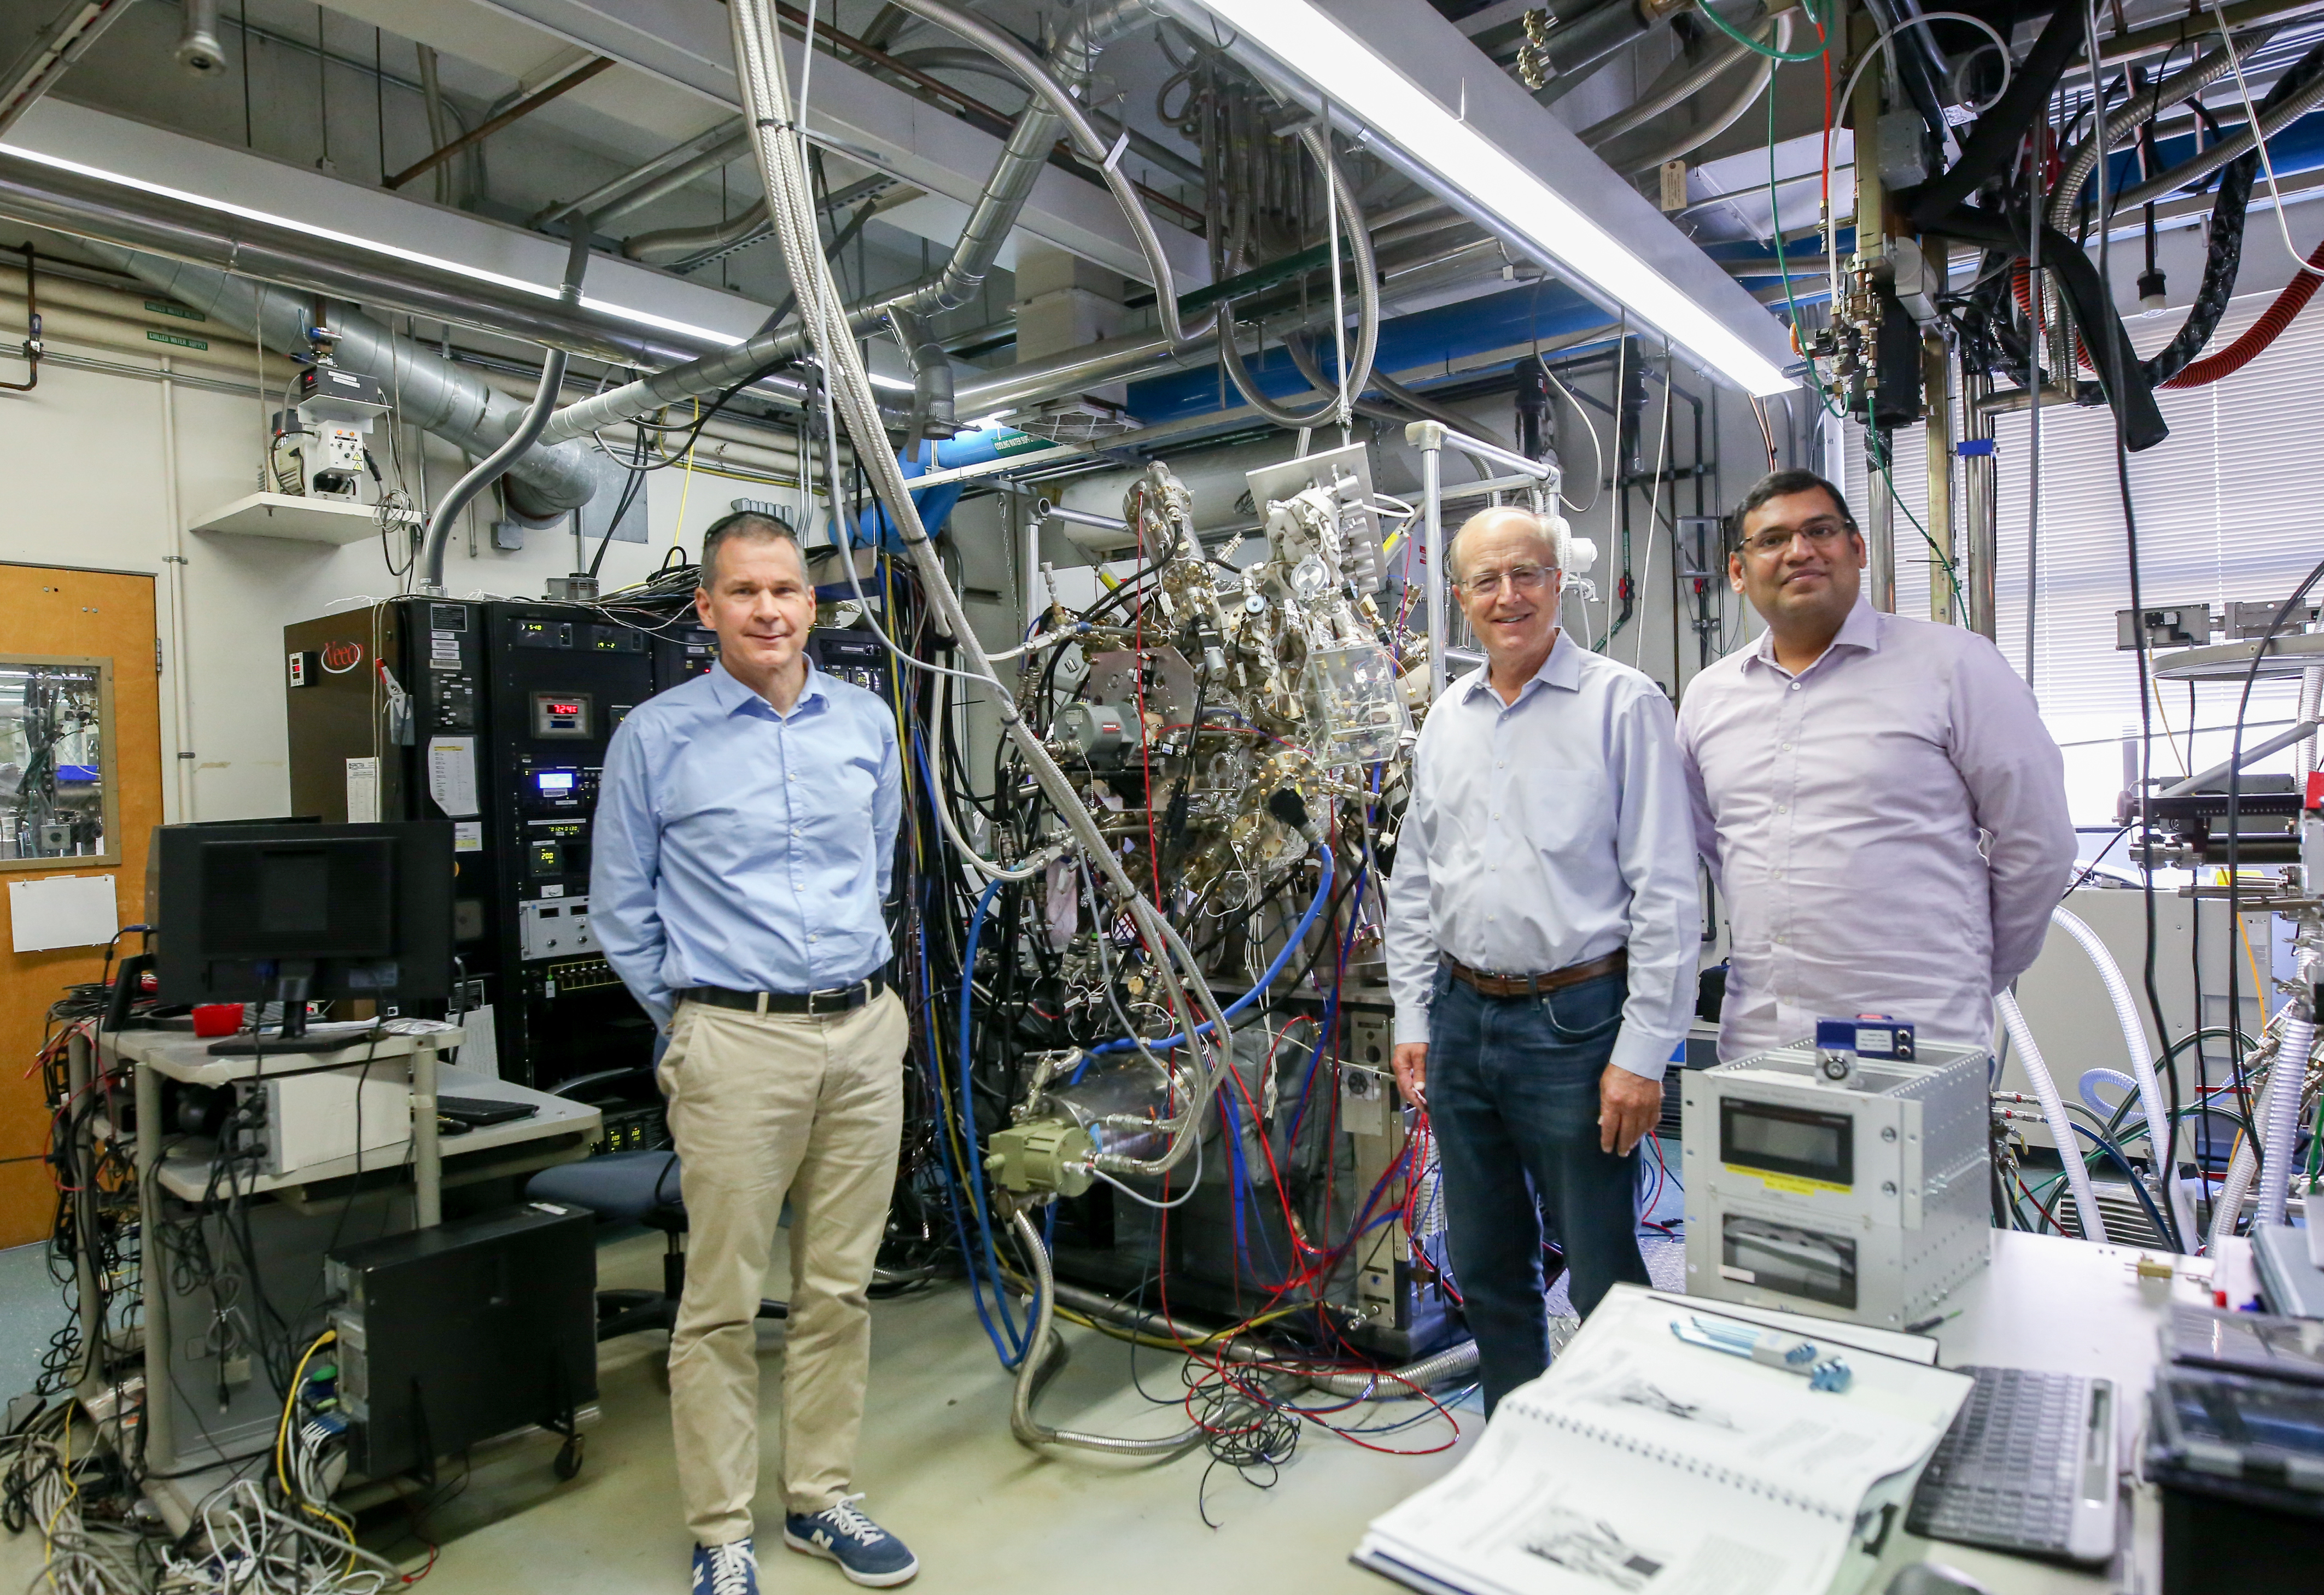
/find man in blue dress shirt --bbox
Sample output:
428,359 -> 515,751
593,512 -> 916,1593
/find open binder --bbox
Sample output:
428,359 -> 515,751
1355,1285 -> 1973,1595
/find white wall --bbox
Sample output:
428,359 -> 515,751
0,339 -> 681,824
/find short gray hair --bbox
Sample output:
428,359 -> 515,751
698,510 -> 802,589
1447,505 -> 1559,582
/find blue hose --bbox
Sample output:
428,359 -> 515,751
1090,846 -> 1335,1056
956,875 -> 1031,1364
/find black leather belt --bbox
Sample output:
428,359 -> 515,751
1445,949 -> 1627,999
677,976 -> 884,1018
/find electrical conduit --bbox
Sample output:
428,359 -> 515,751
2253,1007 -> 2316,1228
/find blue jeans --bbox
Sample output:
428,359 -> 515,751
1428,964 -> 1649,1416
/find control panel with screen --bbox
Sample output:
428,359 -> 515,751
1719,1097 -> 1854,1188
532,692 -> 592,738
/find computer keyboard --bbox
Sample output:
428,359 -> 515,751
1907,1365 -> 2118,1563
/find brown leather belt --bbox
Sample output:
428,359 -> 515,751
1445,949 -> 1627,998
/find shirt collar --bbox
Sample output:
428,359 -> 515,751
1459,628 -> 1581,704
706,656 -> 827,717
1749,594 -> 1883,676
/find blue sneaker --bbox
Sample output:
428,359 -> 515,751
691,1539 -> 758,1595
783,1496 -> 918,1587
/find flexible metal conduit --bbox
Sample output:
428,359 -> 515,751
2253,1008 -> 2317,1228
540,0 -> 1196,449
2205,1023 -> 2285,1251
1009,1210 -> 1204,1454
2048,905 -> 2194,1247
732,0 -> 1234,1177
1997,990 -> 2110,1243
1011,1216 -> 1482,1453
2111,55 -> 2324,212
2046,39 -> 2255,231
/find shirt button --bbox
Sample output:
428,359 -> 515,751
787,773 -> 796,782
1780,742 -> 1793,751
809,934 -> 819,942
1776,804 -> 1788,815
790,826 -> 800,836
1790,682 -> 1802,692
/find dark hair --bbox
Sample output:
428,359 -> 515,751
697,510 -> 801,589
1729,469 -> 1857,545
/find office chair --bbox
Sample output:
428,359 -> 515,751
523,1066 -> 789,1343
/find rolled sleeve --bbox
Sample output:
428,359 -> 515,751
1948,638 -> 2076,990
588,718 -> 673,1025
1607,687 -> 1703,1079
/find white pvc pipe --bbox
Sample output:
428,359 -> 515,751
2049,905 -> 2194,1246
2254,1009 -> 2316,1229
1999,990 -> 2110,1244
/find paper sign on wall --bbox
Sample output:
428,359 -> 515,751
8,874 -> 119,953
427,736 -> 478,818
453,820 -> 483,852
344,757 -> 380,825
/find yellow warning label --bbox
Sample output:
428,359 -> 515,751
1724,1166 -> 1851,1196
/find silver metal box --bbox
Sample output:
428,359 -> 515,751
1681,1037 -> 1992,1329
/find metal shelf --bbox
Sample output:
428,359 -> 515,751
190,491 -> 417,546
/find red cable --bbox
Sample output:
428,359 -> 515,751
2163,238 -> 2324,387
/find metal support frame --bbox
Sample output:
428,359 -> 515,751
1961,367 -> 1999,640
1406,420 -> 1561,700
1923,329 -> 1957,626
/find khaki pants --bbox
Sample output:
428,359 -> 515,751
658,987 -> 907,1547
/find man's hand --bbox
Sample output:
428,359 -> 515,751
1598,1065 -> 1663,1156
1393,1042 -> 1428,1108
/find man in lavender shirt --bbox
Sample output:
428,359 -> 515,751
1677,469 -> 2076,1060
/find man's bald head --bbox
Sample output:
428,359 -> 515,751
1447,505 -> 1560,583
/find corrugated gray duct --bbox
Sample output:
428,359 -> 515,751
85,242 -> 603,517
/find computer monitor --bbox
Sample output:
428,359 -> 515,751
154,821 -> 454,1052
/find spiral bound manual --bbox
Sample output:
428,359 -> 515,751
1355,1286 -> 1972,1595
1497,1399 -> 1852,1523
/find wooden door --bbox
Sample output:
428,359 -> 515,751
0,564 -> 163,1248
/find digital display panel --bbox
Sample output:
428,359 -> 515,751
530,690 -> 592,738
536,772 -> 576,794
1720,1097 -> 1853,1187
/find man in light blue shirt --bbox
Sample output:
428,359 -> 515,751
592,512 -> 916,1594
1385,506 -> 1698,1415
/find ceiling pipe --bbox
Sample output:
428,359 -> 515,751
538,0 -> 1182,449
82,241 -> 604,517
0,147 -> 716,369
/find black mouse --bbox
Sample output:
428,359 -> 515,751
1884,1564 -> 1992,1595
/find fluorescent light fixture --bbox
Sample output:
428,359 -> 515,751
865,372 -> 916,393
1180,0 -> 1796,397
0,141 -> 750,352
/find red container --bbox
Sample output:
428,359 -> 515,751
191,1003 -> 243,1038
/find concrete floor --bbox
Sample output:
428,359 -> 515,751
0,1179 -> 1687,1593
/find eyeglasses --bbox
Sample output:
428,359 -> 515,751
1740,523 -> 1855,558
1457,563 -> 1554,596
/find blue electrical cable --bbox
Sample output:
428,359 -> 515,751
958,874 -> 1031,1364
1089,845 -> 1335,1055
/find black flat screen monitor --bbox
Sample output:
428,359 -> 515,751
154,822 -> 454,1041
